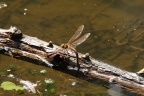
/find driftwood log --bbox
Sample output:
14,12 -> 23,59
0,26 -> 144,95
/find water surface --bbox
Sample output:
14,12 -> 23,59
0,0 -> 144,96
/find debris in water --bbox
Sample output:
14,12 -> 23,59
0,3 -> 7,9
44,78 -> 54,84
24,13 -> 27,15
19,80 -> 37,94
71,82 -> 76,86
7,74 -> 15,78
7,69 -> 11,72
40,69 -> 47,74
24,8 -> 28,11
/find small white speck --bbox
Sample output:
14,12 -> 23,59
40,69 -> 46,73
108,39 -> 110,41
7,74 -> 15,78
135,55 -> 137,57
44,78 -> 54,84
60,95 -> 67,96
45,89 -> 48,91
94,36 -> 97,38
24,13 -> 26,15
24,8 -> 28,11
134,28 -> 136,31
7,69 -> 11,72
112,26 -> 115,29
123,26 -> 125,28
117,29 -> 119,31
71,82 -> 76,86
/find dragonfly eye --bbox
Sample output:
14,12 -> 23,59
61,44 -> 65,48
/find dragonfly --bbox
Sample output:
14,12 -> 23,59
61,25 -> 90,71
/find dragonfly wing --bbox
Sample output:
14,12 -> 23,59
68,25 -> 84,44
71,33 -> 91,48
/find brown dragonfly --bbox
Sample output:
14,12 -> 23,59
61,25 -> 90,71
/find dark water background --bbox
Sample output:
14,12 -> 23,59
0,0 -> 144,96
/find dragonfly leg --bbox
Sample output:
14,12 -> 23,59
69,47 -> 80,71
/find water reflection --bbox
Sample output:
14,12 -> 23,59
108,84 -> 123,96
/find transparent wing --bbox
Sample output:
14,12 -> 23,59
68,25 -> 84,44
71,33 -> 90,48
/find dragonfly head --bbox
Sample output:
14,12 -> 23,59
61,44 -> 68,49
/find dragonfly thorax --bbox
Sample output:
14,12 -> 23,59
61,44 -> 69,49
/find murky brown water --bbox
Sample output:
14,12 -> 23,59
1,0 -> 144,96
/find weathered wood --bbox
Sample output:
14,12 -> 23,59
0,26 -> 144,95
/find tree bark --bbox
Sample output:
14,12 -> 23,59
0,26 -> 144,95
